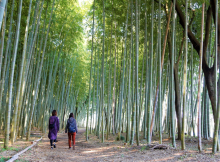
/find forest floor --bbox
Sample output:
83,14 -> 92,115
1,128 -> 220,161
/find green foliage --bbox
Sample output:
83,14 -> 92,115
8,147 -> 18,151
179,154 -> 187,160
15,160 -> 29,162
0,156 -> 9,162
141,146 -> 146,151
0,148 -> 6,152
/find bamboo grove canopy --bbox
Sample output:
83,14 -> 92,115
0,0 -> 220,155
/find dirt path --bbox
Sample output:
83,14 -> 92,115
17,128 -> 92,161
16,128 -> 220,162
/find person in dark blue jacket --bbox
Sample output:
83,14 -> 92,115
65,113 -> 78,149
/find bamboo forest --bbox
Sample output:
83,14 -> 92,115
0,0 -> 219,161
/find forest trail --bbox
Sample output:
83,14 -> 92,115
14,128 -> 220,162
17,128 -> 130,162
17,128 -> 98,161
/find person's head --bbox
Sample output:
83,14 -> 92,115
69,113 -> 74,119
52,110 -> 57,116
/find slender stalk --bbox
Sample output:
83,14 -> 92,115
171,0 -> 176,148
197,3 -> 205,152
212,0 -> 219,154
181,0 -> 188,150
16,0 -> 41,135
143,0 -> 148,139
86,0 -> 95,141
0,0 -> 7,78
0,0 -> 15,116
112,23 -> 117,136
4,0 -> 23,149
11,0 -> 33,144
26,0 -> 54,141
147,0 -> 154,144
118,1 -> 129,140
158,0 -> 162,144
0,0 -> 7,31
135,0 -> 139,146
150,2 -> 173,138
101,0 -> 105,143
191,42 -> 194,136
107,10 -> 113,139
130,0 -> 135,145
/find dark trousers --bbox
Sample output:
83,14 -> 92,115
68,132 -> 76,147
50,139 -> 56,146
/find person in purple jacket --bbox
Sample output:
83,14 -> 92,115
48,110 -> 59,149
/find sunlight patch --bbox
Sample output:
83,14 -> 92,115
82,150 -> 96,153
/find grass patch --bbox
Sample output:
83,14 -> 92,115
0,148 -> 6,152
141,146 -> 146,151
9,147 -> 18,151
15,160 -> 29,162
0,156 -> 10,162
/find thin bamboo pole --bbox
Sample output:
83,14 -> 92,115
197,3 -> 205,152
4,0 -> 23,149
86,0 -> 95,141
212,0 -> 219,154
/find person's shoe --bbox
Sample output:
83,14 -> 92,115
51,146 -> 53,149
73,145 -> 75,150
54,144 -> 56,148
69,147 -> 71,149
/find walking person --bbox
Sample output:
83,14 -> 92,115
65,113 -> 78,150
48,110 -> 59,149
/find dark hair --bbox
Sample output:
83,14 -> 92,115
69,113 -> 74,119
52,110 -> 57,116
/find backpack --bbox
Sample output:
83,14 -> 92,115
68,119 -> 76,133
49,117 -> 57,129
69,126 -> 76,133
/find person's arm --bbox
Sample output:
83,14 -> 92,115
48,118 -> 50,130
65,120 -> 68,133
57,117 -> 60,132
75,121 -> 78,133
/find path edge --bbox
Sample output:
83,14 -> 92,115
6,137 -> 42,162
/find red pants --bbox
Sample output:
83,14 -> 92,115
68,132 -> 76,147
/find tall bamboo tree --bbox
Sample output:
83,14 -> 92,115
112,22 -> 117,136
101,0 -> 105,143
143,0 -> 148,139
197,3 -> 205,152
135,0 -> 139,146
107,9 -> 113,140
16,0 -> 42,135
171,0 -> 176,147
86,0 -> 95,141
0,0 -> 7,79
212,0 -> 219,154
158,0 -> 162,144
4,0 -> 23,149
0,0 -> 15,117
10,0 -> 33,144
181,0 -> 188,150
26,0 -> 55,141
0,0 -> 7,31
147,0 -> 154,144
118,1 -> 129,140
